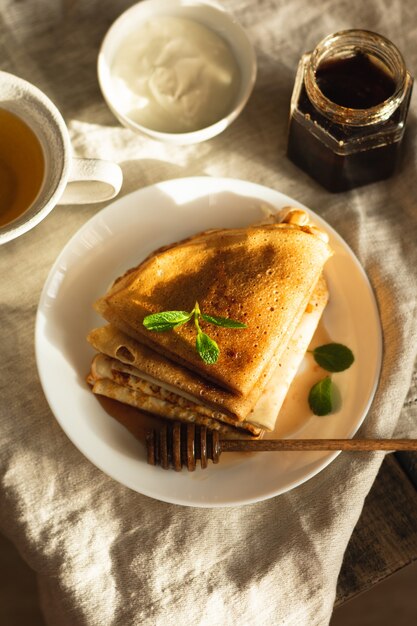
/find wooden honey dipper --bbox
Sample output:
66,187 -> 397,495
146,421 -> 417,471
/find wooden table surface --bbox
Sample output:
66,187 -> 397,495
336,452 -> 417,605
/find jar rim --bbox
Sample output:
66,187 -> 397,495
305,29 -> 408,126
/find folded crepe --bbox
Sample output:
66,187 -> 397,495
94,209 -> 332,397
87,208 -> 332,436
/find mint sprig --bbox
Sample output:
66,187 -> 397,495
196,331 -> 220,365
143,301 -> 246,365
308,376 -> 334,416
310,343 -> 354,372
143,310 -> 192,332
308,342 -> 354,416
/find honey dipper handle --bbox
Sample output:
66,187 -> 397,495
220,439 -> 417,452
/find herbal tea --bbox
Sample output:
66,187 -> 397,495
0,108 -> 45,227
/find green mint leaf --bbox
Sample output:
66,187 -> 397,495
308,376 -> 334,416
143,301 -> 246,362
311,343 -> 354,372
201,313 -> 247,329
143,310 -> 192,332
196,331 -> 220,365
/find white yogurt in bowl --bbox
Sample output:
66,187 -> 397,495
98,0 -> 257,144
111,16 -> 241,134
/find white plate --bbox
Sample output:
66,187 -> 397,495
35,177 -> 382,508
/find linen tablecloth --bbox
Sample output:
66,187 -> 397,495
1,1 -> 417,624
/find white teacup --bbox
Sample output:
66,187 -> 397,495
0,71 -> 123,244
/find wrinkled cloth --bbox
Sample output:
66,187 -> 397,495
1,1 -> 417,625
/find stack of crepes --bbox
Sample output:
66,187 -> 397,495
87,208 -> 332,437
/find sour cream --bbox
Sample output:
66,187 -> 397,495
110,16 -> 241,134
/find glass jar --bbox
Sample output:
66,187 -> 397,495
287,30 -> 413,192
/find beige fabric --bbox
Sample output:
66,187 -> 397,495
1,1 -> 417,625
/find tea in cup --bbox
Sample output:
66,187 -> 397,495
0,71 -> 123,244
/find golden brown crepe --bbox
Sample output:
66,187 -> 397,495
87,276 -> 328,433
94,213 -> 332,397
88,208 -> 332,436
87,354 -> 261,436
87,324 -> 259,422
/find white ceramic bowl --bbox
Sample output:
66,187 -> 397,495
97,0 -> 257,144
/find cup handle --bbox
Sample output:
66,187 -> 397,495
58,157 -> 123,205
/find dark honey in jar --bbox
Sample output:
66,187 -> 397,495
287,30 -> 413,192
